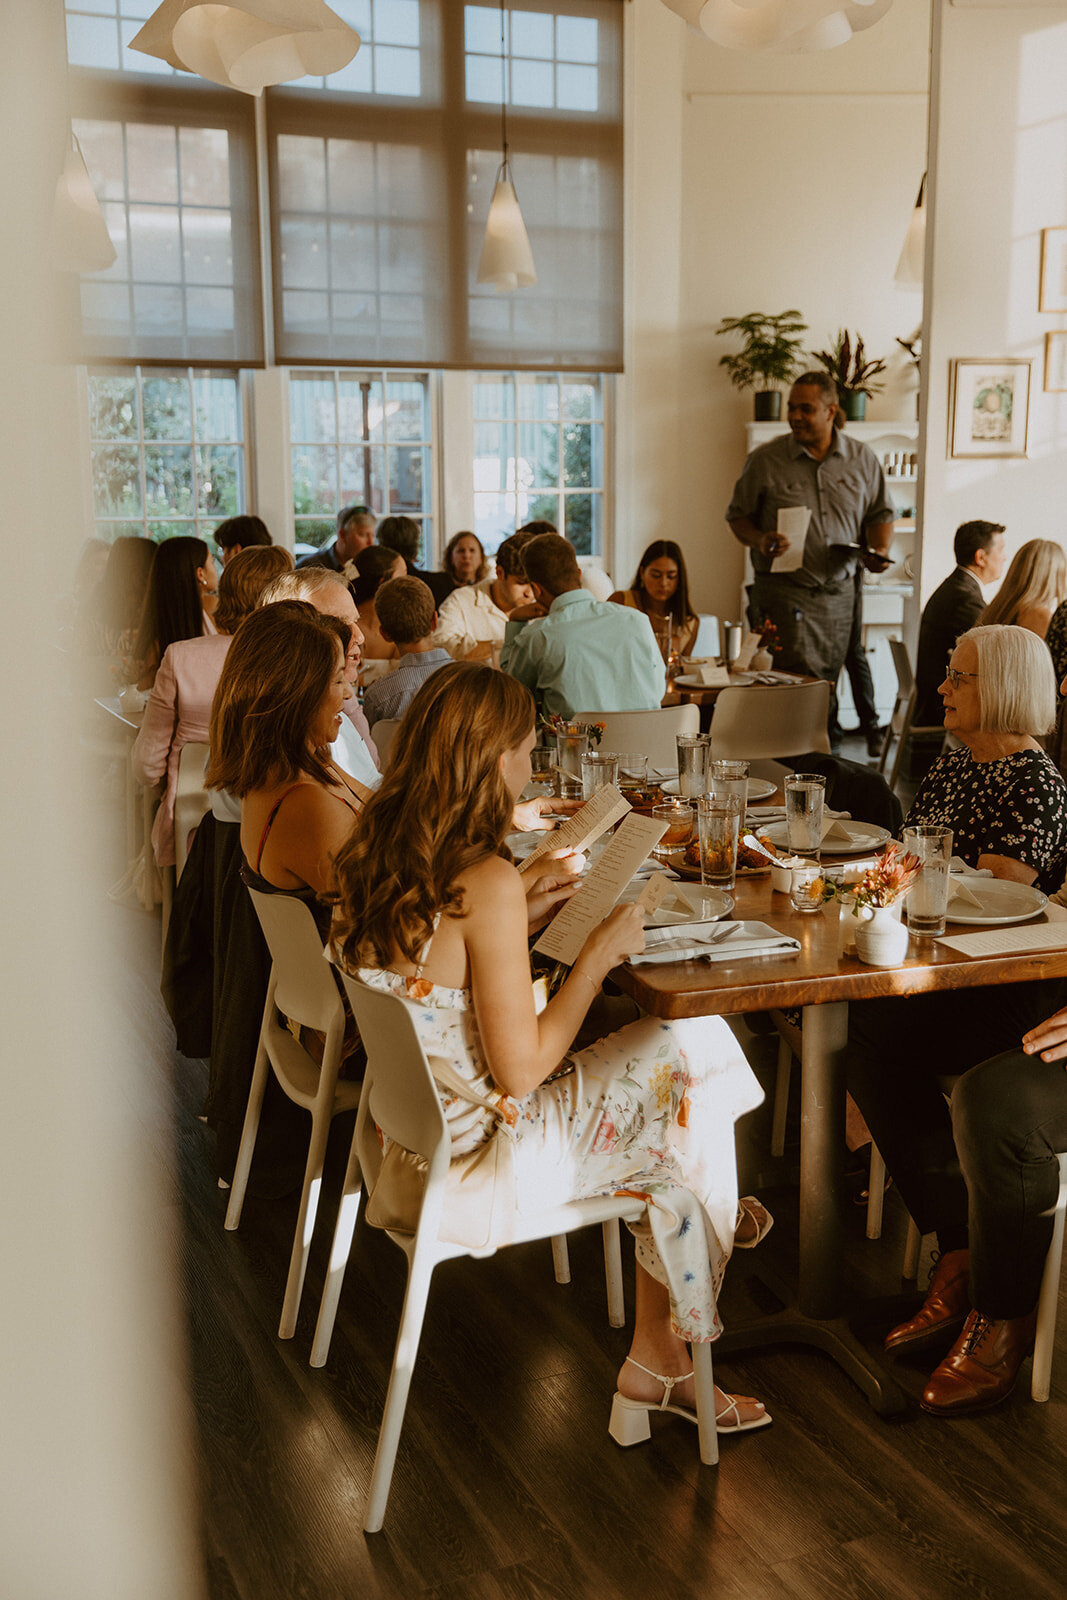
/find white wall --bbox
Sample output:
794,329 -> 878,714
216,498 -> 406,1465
620,0 -> 931,620
919,0 -> 1067,609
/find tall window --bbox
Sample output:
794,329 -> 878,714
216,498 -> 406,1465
472,373 -> 603,556
289,369 -> 433,556
87,368 -> 245,544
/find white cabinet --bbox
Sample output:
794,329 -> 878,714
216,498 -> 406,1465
739,418 -> 919,725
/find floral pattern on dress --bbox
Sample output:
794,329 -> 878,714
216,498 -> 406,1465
907,746 -> 1067,893
355,965 -> 763,1344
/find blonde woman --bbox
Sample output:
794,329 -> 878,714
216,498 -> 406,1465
332,662 -> 771,1443
978,538 -> 1067,639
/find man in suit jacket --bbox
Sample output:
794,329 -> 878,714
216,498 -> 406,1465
914,520 -> 1006,724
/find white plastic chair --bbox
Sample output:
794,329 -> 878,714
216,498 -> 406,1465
225,889 -> 361,1340
311,972 -> 719,1533
370,718 -> 401,771
709,681 -> 832,762
571,704 -> 699,770
173,739 -> 210,878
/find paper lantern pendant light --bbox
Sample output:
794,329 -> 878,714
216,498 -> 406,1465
475,0 -> 537,293
476,163 -> 537,292
661,0 -> 893,53
129,0 -> 360,96
54,132 -> 117,273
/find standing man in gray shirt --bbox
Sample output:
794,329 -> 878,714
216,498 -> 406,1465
726,370 -> 895,745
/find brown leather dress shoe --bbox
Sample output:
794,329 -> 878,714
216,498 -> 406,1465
921,1308 -> 1038,1416
884,1248 -> 970,1353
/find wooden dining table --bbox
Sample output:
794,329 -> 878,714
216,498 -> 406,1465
611,867 -> 1067,1413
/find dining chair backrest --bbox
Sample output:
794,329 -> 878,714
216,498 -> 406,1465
174,740 -> 210,878
692,615 -> 720,659
888,637 -> 914,700
709,681 -> 831,761
339,971 -> 448,1168
571,704 -> 699,769
370,718 -> 401,771
248,887 -> 342,1037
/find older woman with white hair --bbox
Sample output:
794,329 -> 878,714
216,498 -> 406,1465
905,623 -> 1067,890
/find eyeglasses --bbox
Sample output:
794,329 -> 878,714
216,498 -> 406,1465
944,664 -> 979,688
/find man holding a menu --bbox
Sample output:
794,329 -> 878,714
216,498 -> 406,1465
726,371 -> 895,745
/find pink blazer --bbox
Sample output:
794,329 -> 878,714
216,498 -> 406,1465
132,634 -> 232,867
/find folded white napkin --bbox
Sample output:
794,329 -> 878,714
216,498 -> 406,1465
947,876 -> 985,909
697,663 -> 731,687
948,857 -> 993,878
820,815 -> 854,845
628,921 -> 801,965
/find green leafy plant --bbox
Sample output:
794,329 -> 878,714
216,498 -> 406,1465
811,329 -> 887,397
715,310 -> 808,392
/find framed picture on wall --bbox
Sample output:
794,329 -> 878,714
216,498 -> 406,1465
1039,227 -> 1067,312
949,359 -> 1031,459
1046,332 -> 1067,394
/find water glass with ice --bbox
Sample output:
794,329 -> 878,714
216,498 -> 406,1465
676,734 -> 711,799
903,824 -> 953,936
784,773 -> 826,860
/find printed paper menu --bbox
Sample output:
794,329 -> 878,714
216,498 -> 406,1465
517,783 -> 632,876
533,813 -> 668,965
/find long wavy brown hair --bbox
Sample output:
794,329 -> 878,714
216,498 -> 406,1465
332,662 -> 536,971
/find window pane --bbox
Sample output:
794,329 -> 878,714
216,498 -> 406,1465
562,493 -> 601,556
295,517 -> 337,551
465,54 -> 502,104
339,444 -> 385,512
465,5 -> 504,55
290,375 -> 337,442
562,422 -> 600,489
374,45 -> 420,96
389,445 -> 426,513
374,0 -> 419,48
384,378 -> 429,441
511,11 -> 553,58
517,375 -> 559,421
141,376 -> 192,440
182,209 -> 233,285
474,422 -> 509,492
474,378 -> 514,420
517,422 -> 558,489
147,520 -> 196,543
129,205 -> 182,283
179,127 -> 230,206
126,123 -> 178,204
93,444 -> 142,516
557,16 -> 598,63
197,445 -> 240,517
561,379 -> 600,422
194,375 -> 239,440
474,491 -> 516,555
66,13 -> 120,70
338,377 -> 385,441
144,444 -> 194,515
524,491 -> 559,529
557,64 -> 598,114
510,58 -> 553,109
90,375 -> 139,439
292,445 -> 338,514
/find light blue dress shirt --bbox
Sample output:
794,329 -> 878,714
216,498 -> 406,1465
501,588 -> 665,718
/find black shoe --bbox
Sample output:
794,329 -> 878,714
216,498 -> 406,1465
863,725 -> 887,758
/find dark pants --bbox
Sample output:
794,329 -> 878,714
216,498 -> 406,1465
846,979 -> 1067,1314
748,574 -> 853,738
838,570 -> 879,738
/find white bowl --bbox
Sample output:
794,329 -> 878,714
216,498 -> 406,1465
769,854 -> 805,894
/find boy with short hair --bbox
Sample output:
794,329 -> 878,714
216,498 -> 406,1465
361,576 -> 452,726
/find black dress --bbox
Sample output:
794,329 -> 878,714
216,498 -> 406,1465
906,744 -> 1067,893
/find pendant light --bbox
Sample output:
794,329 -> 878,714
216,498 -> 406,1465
54,131 -> 117,273
894,173 -> 927,290
129,0 -> 360,96
475,0 -> 537,293
662,0 -> 893,53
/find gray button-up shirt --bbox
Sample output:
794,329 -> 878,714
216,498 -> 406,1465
726,429 -> 895,589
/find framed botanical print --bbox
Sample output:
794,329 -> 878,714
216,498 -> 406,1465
949,359 -> 1031,459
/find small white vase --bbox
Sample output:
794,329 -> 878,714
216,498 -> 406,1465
854,903 -> 909,968
751,647 -> 773,671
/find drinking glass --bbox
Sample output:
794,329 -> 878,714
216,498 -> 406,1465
581,751 -> 619,801
784,772 -> 827,860
651,801 -> 693,861
697,794 -> 743,889
528,747 -> 555,796
903,823 -> 953,936
789,861 -> 826,914
708,758 -> 749,809
615,752 -> 648,794
555,730 -> 588,788
676,734 -> 711,799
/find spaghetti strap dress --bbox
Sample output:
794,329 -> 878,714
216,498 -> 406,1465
354,936 -> 763,1343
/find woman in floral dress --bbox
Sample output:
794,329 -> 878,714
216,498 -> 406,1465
331,661 -> 770,1441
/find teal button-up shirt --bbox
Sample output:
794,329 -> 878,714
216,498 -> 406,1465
501,588 -> 666,718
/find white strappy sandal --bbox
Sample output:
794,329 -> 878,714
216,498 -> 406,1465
733,1195 -> 774,1250
608,1357 -> 772,1446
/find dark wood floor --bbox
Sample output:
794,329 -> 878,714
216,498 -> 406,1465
108,876 -> 1067,1600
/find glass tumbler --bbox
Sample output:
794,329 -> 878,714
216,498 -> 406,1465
581,750 -> 619,801
708,758 -> 749,809
789,861 -> 826,914
616,752 -> 648,795
697,793 -> 743,889
676,734 -> 711,799
528,746 -> 555,796
784,772 -> 827,860
651,801 -> 694,862
903,823 -> 953,936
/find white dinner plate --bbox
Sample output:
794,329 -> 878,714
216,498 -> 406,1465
618,880 -> 733,927
760,819 -> 891,857
660,776 -> 777,803
941,877 -> 1049,927
674,672 -> 755,689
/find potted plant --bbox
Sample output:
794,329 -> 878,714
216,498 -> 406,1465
715,310 -> 808,421
811,329 -> 887,422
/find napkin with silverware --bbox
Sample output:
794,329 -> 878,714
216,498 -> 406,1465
628,921 -> 800,965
